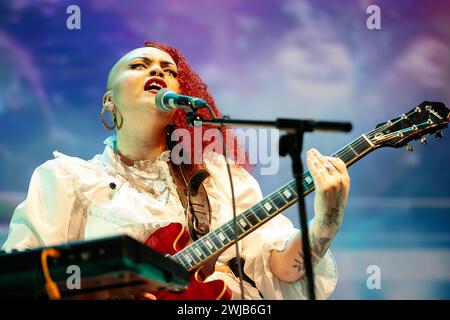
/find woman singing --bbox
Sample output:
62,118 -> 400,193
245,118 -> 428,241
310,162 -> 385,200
2,41 -> 350,300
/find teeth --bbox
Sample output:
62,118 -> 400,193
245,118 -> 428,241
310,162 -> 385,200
146,81 -> 163,90
145,79 -> 166,91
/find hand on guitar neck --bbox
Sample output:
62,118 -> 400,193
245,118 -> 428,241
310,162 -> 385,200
269,148 -> 350,283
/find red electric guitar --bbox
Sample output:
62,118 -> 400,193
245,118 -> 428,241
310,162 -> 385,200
145,101 -> 449,300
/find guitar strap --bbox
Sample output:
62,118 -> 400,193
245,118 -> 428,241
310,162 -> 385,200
165,123 -> 211,240
168,159 -> 262,296
168,160 -> 211,241
165,125 -> 259,293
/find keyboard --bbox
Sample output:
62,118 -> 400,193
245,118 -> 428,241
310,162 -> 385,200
0,235 -> 190,299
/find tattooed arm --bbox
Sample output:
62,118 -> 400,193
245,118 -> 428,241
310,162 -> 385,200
269,148 -> 350,283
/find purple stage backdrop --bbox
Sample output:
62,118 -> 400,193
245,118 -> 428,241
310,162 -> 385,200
1,0 -> 450,299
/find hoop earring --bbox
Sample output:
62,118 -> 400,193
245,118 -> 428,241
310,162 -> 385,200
101,106 -> 117,131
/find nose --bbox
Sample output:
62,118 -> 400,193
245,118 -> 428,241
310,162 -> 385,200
149,64 -> 164,78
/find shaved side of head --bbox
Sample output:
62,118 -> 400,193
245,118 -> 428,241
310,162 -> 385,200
106,58 -> 122,90
106,46 -> 167,90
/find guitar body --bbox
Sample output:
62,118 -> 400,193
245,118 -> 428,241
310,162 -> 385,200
145,222 -> 233,300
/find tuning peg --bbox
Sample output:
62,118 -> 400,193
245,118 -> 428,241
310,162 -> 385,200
420,137 -> 427,145
435,131 -> 443,139
406,144 -> 414,152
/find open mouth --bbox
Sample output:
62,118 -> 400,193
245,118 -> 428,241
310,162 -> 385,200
144,77 -> 167,94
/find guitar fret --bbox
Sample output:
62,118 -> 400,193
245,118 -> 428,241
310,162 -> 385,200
280,186 -> 296,201
335,151 -> 352,163
203,236 -> 218,252
361,134 -> 375,147
270,192 -> 286,209
268,197 -> 278,209
300,178 -> 309,190
181,251 -> 195,269
353,137 -> 372,155
261,199 -> 277,214
290,181 -> 299,192
187,246 -> 202,263
210,233 -> 224,249
237,215 -> 252,231
194,246 -> 204,259
337,152 -> 351,163
197,238 -> 213,256
303,174 -> 314,187
174,256 -> 188,269
253,203 -> 269,221
244,209 -> 261,226
217,228 -> 231,243
331,137 -> 368,164
223,222 -> 239,239
348,144 -> 359,156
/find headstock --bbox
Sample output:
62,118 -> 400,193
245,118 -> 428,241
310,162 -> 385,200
368,101 -> 449,149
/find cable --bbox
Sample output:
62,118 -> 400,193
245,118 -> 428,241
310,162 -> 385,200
41,248 -> 61,300
217,125 -> 246,300
205,106 -> 246,300
191,105 -> 246,300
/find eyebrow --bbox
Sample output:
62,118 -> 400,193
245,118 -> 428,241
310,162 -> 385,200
128,56 -> 176,68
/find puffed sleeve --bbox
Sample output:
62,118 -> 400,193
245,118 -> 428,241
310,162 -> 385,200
1,159 -> 83,251
203,153 -> 338,300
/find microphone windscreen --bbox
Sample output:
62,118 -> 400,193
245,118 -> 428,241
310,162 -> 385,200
155,88 -> 174,112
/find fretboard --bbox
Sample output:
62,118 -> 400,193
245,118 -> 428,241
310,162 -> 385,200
172,133 -> 376,271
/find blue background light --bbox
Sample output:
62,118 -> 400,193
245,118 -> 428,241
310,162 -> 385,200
1,0 -> 449,299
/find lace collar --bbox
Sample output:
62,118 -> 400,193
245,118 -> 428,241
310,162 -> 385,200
102,135 -> 171,173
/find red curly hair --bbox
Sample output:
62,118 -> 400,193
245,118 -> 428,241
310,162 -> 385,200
144,41 -> 252,173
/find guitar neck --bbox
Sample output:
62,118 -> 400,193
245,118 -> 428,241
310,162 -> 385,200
173,133 -> 377,272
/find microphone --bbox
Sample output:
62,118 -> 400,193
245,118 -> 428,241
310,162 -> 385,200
155,88 -> 209,113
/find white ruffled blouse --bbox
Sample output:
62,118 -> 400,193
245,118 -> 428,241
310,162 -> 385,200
2,136 -> 338,300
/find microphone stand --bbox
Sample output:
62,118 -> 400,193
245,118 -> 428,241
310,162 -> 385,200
186,112 -> 352,300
